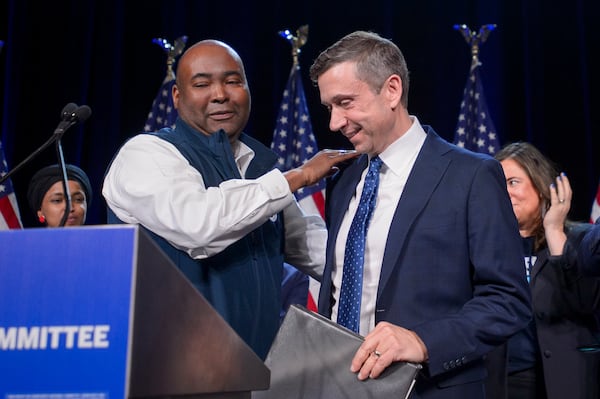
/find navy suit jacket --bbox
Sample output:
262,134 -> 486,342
319,127 -> 532,398
578,218 -> 600,277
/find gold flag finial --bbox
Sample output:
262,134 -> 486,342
151,35 -> 189,82
278,25 -> 309,67
453,24 -> 496,71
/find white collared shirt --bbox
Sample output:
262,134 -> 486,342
102,134 -> 326,279
332,116 -> 427,335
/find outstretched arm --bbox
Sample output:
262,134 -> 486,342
284,149 -> 358,192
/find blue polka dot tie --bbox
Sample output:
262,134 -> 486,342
338,156 -> 383,333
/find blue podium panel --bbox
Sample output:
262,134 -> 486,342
0,225 -> 139,399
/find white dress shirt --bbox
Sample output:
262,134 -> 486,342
102,133 -> 326,279
331,116 -> 427,335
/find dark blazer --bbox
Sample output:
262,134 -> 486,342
319,127 -> 532,399
578,218 -> 600,277
525,223 -> 600,399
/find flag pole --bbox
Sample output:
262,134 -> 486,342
452,24 -> 501,156
453,24 -> 496,71
278,25 -> 309,69
273,25 -> 323,312
151,36 -> 188,83
144,36 -> 188,132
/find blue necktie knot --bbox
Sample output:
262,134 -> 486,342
338,156 -> 383,332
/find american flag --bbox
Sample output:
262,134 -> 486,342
591,180 -> 600,223
0,140 -> 23,230
271,64 -> 325,311
272,64 -> 325,218
453,62 -> 501,155
143,77 -> 177,132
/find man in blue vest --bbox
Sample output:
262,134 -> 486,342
102,39 -> 357,360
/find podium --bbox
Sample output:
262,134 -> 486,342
0,225 -> 269,399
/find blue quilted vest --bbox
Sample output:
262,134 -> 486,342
108,118 -> 285,359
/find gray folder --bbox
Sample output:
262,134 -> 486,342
253,304 -> 422,399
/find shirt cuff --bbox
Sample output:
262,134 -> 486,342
259,169 -> 295,202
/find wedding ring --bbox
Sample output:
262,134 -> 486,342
559,199 -> 565,203
373,350 -> 382,358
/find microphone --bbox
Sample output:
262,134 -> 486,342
74,105 -> 92,124
54,103 -> 91,138
61,103 -> 78,120
0,102 -> 92,186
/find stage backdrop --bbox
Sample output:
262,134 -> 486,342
1,0 -> 598,226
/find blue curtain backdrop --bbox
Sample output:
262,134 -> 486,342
1,0 -> 598,226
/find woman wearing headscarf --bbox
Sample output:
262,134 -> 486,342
26,164 -> 92,227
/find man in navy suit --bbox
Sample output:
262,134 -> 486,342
309,30 -> 531,398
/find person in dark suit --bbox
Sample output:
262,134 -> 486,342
579,217 -> 600,277
494,142 -> 600,399
308,30 -> 532,398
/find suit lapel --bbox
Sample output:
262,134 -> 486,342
327,155 -> 369,251
378,131 -> 452,295
531,250 -> 548,281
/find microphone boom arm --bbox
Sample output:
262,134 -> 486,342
0,135 -> 57,185
0,103 -> 90,185
55,137 -> 72,227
